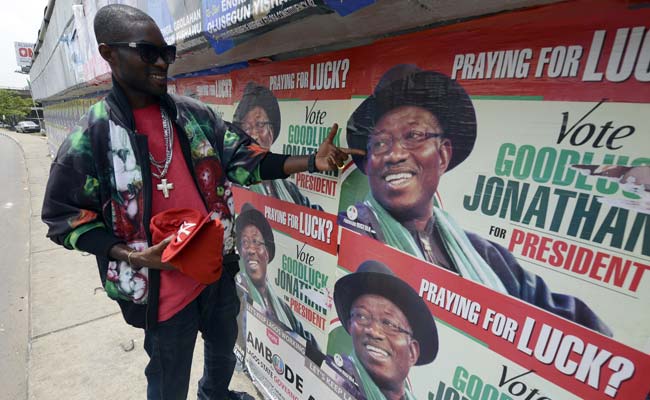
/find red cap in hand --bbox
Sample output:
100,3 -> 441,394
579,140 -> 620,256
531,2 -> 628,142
150,208 -> 224,284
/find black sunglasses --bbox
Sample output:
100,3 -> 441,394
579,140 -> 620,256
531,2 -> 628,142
105,42 -> 177,65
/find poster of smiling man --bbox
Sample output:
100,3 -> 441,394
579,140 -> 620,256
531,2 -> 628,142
233,187 -> 339,353
231,50 -> 362,214
326,230 -> 650,400
176,1 -> 648,399
336,0 -> 650,357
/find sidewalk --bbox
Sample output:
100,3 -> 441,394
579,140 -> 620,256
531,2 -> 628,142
3,130 -> 260,400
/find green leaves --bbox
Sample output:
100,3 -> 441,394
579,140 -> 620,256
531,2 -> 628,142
0,89 -> 32,122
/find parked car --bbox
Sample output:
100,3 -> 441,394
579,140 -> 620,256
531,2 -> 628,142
15,121 -> 41,133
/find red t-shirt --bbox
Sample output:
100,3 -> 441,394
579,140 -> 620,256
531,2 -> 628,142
133,104 -> 207,322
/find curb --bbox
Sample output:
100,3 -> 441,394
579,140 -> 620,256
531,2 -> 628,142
1,129 -> 34,400
0,130 -> 24,150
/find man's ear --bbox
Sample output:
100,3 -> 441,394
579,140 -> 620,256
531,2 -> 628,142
98,43 -> 115,65
438,139 -> 452,174
408,338 -> 420,366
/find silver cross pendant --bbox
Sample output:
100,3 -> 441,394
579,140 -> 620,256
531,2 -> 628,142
156,178 -> 174,199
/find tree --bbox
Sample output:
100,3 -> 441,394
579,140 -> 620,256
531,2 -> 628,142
0,90 -> 33,125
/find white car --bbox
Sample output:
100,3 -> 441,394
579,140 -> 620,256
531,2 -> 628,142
16,121 -> 41,133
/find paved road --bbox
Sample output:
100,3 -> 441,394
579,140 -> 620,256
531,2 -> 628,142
0,133 -> 31,400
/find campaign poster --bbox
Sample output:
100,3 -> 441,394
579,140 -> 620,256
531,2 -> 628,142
231,49 -> 367,213
233,186 -> 338,353
174,74 -> 234,121
328,229 -> 650,400
202,0 -> 329,53
234,276 -> 249,367
336,0 -> 650,354
44,94 -> 105,157
146,0 -> 204,49
245,302 -> 347,400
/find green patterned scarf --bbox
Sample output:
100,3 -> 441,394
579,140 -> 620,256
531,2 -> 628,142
350,351 -> 416,400
364,194 -> 507,294
243,273 -> 293,328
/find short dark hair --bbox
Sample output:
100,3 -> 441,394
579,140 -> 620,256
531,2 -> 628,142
94,4 -> 156,43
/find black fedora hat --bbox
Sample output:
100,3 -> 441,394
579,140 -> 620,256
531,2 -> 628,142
233,82 -> 281,143
235,203 -> 275,262
347,65 -> 476,174
334,260 -> 438,365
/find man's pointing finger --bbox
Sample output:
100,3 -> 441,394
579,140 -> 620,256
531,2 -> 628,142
325,123 -> 339,143
340,147 -> 366,156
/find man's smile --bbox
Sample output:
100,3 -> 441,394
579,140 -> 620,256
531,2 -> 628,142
381,168 -> 416,189
364,341 -> 391,361
383,172 -> 415,187
245,258 -> 261,271
149,72 -> 167,84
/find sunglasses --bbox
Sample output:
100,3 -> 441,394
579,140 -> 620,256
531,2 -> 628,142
105,42 -> 177,65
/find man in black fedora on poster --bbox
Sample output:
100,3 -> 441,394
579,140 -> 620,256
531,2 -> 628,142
340,64 -> 611,336
235,203 -> 319,347
322,260 -> 437,400
233,82 -> 322,210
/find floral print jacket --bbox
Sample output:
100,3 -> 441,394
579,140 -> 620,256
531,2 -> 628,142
42,83 -> 282,329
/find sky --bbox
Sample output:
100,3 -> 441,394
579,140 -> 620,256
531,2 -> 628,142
0,0 -> 50,88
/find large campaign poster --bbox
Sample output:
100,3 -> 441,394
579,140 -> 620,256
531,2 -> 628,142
330,1 -> 650,399
338,0 -> 650,348
209,1 -> 649,399
330,230 -> 650,400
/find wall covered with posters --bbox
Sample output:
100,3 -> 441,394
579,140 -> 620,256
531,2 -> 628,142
42,94 -> 105,156
29,0 -> 370,101
43,0 -> 650,399
222,2 -> 650,400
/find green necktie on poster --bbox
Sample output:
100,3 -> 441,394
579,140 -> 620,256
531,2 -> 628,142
350,350 -> 417,400
365,194 -> 508,294
243,273 -> 294,329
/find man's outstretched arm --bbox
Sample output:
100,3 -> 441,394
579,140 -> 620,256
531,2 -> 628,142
281,123 -> 365,174
221,122 -> 365,185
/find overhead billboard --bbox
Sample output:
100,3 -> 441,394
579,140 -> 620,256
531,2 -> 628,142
15,42 -> 34,68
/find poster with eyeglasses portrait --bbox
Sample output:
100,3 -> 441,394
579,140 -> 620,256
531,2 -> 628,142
328,229 -> 650,400
230,50 -> 369,214
334,0 -> 650,368
145,1 -> 648,399
233,186 -> 339,355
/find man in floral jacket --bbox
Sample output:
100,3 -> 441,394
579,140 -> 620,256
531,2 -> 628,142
41,4 -> 359,400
